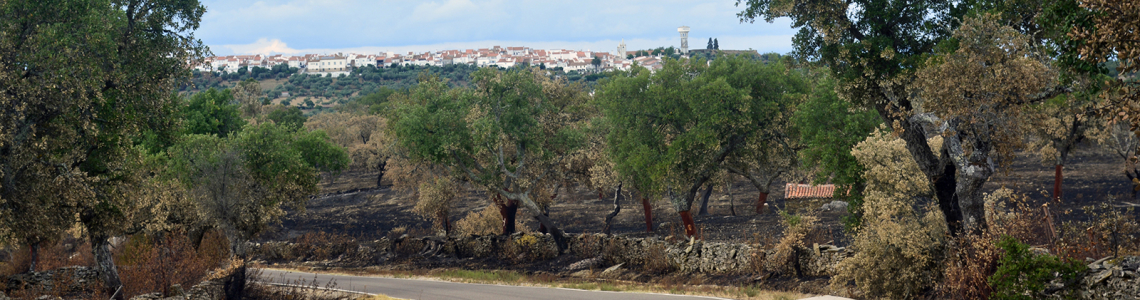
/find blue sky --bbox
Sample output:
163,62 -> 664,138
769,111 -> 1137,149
197,0 -> 797,56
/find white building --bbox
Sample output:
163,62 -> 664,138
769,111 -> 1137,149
307,55 -> 348,72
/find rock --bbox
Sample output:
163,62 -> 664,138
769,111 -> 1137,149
129,293 -> 163,300
821,200 -> 848,211
1088,270 -> 1112,285
1089,256 -> 1113,269
600,263 -> 625,278
1029,247 -> 1050,256
566,257 -> 603,272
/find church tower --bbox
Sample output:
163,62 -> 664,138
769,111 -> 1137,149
617,39 -> 627,59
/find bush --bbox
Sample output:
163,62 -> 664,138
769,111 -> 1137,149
412,177 -> 458,234
454,205 -> 531,236
115,231 -> 222,299
990,235 -> 1085,300
290,232 -> 358,261
940,231 -> 1002,299
832,127 -> 947,298
770,209 -> 818,276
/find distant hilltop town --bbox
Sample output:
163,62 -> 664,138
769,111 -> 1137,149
198,26 -> 761,75
195,45 -> 759,75
197,45 -> 652,75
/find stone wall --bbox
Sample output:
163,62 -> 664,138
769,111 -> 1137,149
251,233 -> 851,277
246,234 -> 1140,298
1061,256 -> 1140,300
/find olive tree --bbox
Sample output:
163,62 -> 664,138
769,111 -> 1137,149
305,112 -> 390,186
389,70 -> 588,251
166,122 -> 346,259
596,55 -> 804,237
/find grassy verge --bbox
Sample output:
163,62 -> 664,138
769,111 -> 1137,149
255,264 -> 809,300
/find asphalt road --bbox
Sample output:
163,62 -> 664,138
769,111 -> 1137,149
255,268 -> 734,300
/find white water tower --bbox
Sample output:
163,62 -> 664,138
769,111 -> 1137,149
678,26 -> 690,54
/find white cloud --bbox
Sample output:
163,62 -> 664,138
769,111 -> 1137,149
218,38 -> 299,55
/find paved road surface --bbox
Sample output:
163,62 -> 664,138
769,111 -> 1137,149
256,268 -> 734,300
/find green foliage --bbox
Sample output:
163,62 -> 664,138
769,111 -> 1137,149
990,235 -> 1086,300
792,69 -> 881,230
778,209 -> 801,227
0,0 -> 209,266
596,54 -> 805,212
389,68 -> 588,246
183,88 -> 247,137
266,106 -> 307,131
293,129 -> 351,174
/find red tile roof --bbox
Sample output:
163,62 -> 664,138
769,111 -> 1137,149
784,184 -> 836,199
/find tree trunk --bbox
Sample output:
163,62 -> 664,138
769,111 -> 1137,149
697,185 -> 713,216
536,209 -> 550,234
92,235 -> 124,299
886,110 -> 967,235
28,241 -> 39,273
438,211 -> 451,234
538,189 -> 560,233
1054,164 -> 1063,201
376,160 -> 387,187
510,194 -> 568,252
603,183 -> 623,235
497,198 -> 519,235
727,182 -> 736,216
945,127 -> 994,233
678,210 -> 697,237
756,192 -> 769,214
956,166 -> 992,233
934,160 -> 963,234
641,197 -> 653,232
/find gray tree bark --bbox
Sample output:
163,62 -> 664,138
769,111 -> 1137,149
697,185 -> 714,216
603,183 -> 623,234
92,235 -> 124,299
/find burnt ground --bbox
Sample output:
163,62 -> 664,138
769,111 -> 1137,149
261,141 -> 1140,247
262,170 -> 849,246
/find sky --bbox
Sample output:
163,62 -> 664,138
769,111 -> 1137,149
197,0 -> 797,57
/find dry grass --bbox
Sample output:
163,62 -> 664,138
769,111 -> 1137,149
115,230 -> 229,299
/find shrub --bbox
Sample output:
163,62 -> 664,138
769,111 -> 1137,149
989,235 -> 1086,300
770,209 -> 818,276
115,232 -> 219,299
832,127 -> 948,298
942,187 -> 1069,299
454,205 -> 531,236
412,177 -> 458,234
642,243 -> 673,274
290,232 -> 358,261
940,231 -> 1002,299
1056,203 -> 1140,259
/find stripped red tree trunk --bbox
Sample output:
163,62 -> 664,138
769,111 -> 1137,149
1054,164 -> 1063,201
493,193 -> 518,235
678,210 -> 697,237
756,192 -> 769,214
641,197 -> 653,232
